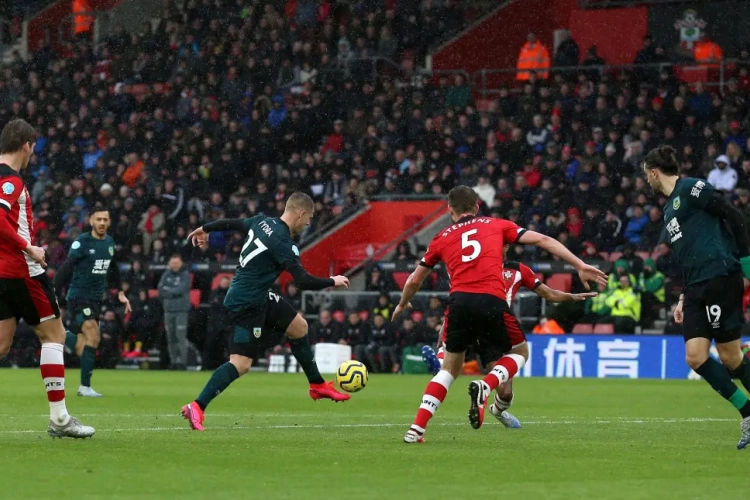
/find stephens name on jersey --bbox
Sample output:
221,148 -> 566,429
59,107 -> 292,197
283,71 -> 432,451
420,216 -> 526,299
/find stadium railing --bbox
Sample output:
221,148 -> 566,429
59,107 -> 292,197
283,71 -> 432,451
472,59 -> 742,99
300,290 -> 544,324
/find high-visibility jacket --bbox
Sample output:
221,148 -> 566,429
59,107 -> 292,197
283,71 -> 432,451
74,0 -> 94,34
516,42 -> 550,80
693,40 -> 723,67
605,288 -> 641,322
533,319 -> 565,335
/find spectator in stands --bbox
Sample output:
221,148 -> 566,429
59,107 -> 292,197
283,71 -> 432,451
532,317 -> 565,334
608,259 -> 637,292
124,289 -> 161,359
203,275 -> 231,370
396,316 -> 427,351
605,275 -> 641,334
157,254 -> 191,370
344,311 -> 372,367
284,282 -> 302,312
425,295 -> 445,319
394,242 -> 416,262
707,155 -> 738,193
367,313 -> 396,373
639,259 -> 665,329
310,309 -> 342,344
583,283 -> 610,324
371,292 -> 395,320
640,207 -> 663,250
516,32 -> 550,81
365,266 -> 391,292
98,310 -> 124,369
623,205 -> 649,247
473,175 -> 496,207
554,29 -> 580,68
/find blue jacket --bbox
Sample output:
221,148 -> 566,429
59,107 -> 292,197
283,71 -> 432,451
624,214 -> 649,244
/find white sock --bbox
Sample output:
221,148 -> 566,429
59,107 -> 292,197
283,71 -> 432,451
40,343 -> 70,425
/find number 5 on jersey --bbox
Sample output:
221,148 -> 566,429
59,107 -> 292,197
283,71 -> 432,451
239,229 -> 268,267
461,229 -> 481,262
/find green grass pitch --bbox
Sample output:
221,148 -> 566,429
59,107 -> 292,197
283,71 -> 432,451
0,370 -> 747,500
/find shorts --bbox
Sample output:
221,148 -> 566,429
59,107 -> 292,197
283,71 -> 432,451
67,299 -> 102,333
443,292 -> 525,362
227,292 -> 298,359
682,272 -> 744,344
0,274 -> 61,326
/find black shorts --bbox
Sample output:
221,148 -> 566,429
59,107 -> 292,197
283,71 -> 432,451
227,291 -> 298,359
67,299 -> 102,333
444,292 -> 522,360
682,272 -> 744,344
0,274 -> 61,326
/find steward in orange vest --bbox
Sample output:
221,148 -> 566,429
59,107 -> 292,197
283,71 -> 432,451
517,32 -> 550,80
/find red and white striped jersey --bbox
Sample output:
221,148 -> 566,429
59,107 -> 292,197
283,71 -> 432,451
0,164 -> 44,278
501,261 -> 541,307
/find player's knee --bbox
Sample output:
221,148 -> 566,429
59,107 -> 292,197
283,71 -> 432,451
229,355 -> 252,375
286,315 -> 308,339
510,343 -> 529,361
718,349 -> 743,371
685,351 -> 709,370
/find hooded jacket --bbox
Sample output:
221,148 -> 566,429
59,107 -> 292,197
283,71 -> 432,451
707,154 -> 738,193
607,259 -> 638,292
638,258 -> 665,302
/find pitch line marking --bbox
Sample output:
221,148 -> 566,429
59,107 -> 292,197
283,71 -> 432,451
0,417 -> 737,435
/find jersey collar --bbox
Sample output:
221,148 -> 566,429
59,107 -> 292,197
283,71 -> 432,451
456,215 -> 475,224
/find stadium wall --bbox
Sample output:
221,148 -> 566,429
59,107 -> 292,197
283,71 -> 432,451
569,6 -> 649,65
286,200 -> 446,288
431,0 -> 577,80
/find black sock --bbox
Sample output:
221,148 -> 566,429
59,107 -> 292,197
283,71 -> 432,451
730,357 -> 750,394
195,362 -> 240,411
695,357 -> 750,417
289,336 -> 325,385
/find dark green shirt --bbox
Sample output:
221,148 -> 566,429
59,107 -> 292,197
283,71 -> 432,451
65,233 -> 116,301
224,215 -> 301,310
663,177 -> 739,286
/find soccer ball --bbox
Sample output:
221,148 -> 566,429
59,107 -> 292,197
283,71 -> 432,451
336,360 -> 368,393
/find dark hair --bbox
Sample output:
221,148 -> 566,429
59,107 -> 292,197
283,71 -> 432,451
90,205 -> 110,216
0,119 -> 37,154
644,145 -> 679,176
447,185 -> 479,215
169,253 -> 183,260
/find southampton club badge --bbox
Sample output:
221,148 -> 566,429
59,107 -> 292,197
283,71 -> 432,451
83,308 -> 91,316
109,247 -> 114,256
253,327 -> 262,338
674,9 -> 706,49
673,196 -> 680,210
503,270 -> 513,280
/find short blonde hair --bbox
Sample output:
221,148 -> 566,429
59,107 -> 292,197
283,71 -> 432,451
285,192 -> 314,213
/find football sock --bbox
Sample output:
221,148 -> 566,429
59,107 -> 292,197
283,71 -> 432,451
482,354 -> 526,392
695,358 -> 750,418
491,392 -> 514,413
729,357 -> 750,394
64,330 -> 77,352
437,347 -> 444,367
195,362 -> 240,411
40,343 -> 70,425
80,345 -> 96,387
411,370 -> 455,435
289,336 -> 325,385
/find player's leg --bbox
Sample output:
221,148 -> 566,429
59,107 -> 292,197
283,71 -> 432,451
182,308 -> 259,430
77,318 -> 102,397
279,303 -> 349,401
22,275 -> 95,437
468,306 -> 526,429
684,276 -> 750,449
404,299 -> 467,443
486,342 -> 527,429
0,318 -> 17,363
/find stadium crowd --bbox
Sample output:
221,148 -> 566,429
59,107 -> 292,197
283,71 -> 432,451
5,0 -> 750,369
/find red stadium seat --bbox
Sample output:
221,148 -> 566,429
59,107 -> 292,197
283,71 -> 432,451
332,310 -> 345,323
608,252 -> 623,262
572,323 -> 594,334
148,289 -> 159,299
189,290 -> 201,308
598,252 -> 609,261
411,311 -> 424,323
392,272 -> 410,290
546,273 -> 572,293
635,251 -> 650,261
211,272 -> 234,290
593,323 -> 615,334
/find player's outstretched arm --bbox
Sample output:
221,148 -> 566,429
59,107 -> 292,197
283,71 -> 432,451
393,265 -> 431,321
188,219 -> 247,248
285,260 -> 346,290
534,283 -> 597,303
517,230 -> 607,290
